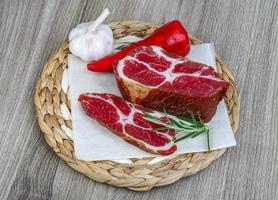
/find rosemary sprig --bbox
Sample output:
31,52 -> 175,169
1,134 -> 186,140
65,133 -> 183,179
142,111 -> 211,152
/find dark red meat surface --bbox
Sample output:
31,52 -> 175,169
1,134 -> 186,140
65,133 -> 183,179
114,46 -> 229,122
79,93 -> 176,155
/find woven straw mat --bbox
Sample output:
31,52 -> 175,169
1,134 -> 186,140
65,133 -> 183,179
34,21 -> 240,191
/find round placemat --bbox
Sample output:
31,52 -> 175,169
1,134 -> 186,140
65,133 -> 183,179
34,21 -> 239,191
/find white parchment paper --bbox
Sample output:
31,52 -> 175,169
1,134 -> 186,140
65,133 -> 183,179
68,43 -> 236,161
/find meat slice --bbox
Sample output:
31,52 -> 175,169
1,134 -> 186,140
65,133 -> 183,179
79,93 -> 176,155
114,46 -> 229,122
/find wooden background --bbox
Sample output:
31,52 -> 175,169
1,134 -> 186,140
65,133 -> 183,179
0,0 -> 277,199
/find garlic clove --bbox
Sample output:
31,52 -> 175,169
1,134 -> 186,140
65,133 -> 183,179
69,34 -> 94,62
86,33 -> 113,61
68,22 -> 91,42
97,24 -> 113,39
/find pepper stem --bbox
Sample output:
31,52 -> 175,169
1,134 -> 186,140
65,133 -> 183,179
88,8 -> 110,32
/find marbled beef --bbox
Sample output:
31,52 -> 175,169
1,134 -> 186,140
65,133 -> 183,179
114,46 -> 229,122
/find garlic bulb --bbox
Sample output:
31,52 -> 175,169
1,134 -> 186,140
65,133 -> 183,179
69,9 -> 113,62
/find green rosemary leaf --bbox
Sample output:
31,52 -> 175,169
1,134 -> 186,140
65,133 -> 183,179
142,111 -> 158,120
177,128 -> 201,133
163,108 -> 171,122
207,129 -> 211,152
143,118 -> 167,126
191,131 -> 204,138
168,115 -> 199,130
174,132 -> 195,143
177,116 -> 200,127
190,128 -> 208,138
168,117 -> 186,128
177,116 -> 192,122
179,120 -> 195,127
177,122 -> 200,130
190,112 -> 198,126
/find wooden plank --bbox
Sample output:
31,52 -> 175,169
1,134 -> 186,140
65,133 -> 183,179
0,0 -> 85,199
0,0 -> 277,199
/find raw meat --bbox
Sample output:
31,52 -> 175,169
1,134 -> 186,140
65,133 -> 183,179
114,46 -> 229,122
79,93 -> 177,155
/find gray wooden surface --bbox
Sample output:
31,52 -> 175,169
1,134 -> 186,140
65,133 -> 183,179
0,0 -> 277,199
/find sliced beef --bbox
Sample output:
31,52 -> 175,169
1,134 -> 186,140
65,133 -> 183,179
114,46 -> 229,122
79,93 -> 176,155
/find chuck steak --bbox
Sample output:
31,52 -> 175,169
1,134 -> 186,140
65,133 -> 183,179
79,93 -> 176,155
114,46 -> 229,122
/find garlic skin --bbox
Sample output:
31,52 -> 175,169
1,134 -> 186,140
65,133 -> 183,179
68,9 -> 113,62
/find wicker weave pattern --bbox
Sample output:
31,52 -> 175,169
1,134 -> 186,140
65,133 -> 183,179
34,21 -> 239,191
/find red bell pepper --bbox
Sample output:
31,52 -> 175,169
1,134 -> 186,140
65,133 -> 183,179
87,20 -> 190,72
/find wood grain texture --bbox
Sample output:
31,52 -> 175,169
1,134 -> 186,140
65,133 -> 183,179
0,0 -> 277,199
